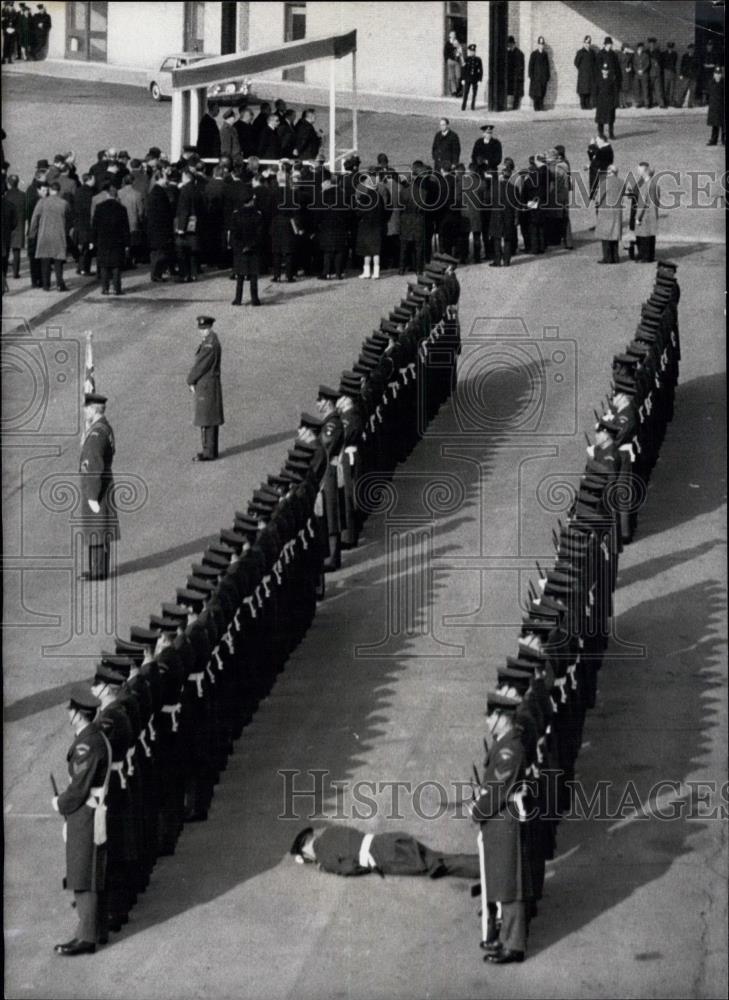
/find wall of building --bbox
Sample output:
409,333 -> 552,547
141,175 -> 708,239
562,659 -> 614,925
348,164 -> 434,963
45,1 -> 66,59
106,3 -> 184,68
522,0 -> 697,108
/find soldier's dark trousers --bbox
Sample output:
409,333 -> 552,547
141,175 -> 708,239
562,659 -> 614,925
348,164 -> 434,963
635,236 -> 656,262
635,74 -> 649,106
461,81 -> 478,110
491,236 -> 511,266
40,257 -> 65,290
708,125 -> 725,145
77,243 -> 93,274
74,889 -> 108,943
322,251 -> 345,277
579,93 -> 591,109
150,249 -> 171,280
232,274 -> 260,305
499,900 -> 528,953
272,252 -> 294,281
201,426 -> 219,460
8,246 -> 20,277
399,239 -> 424,275
99,266 -> 122,294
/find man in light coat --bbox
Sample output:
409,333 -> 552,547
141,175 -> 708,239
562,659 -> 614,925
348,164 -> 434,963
633,161 -> 660,262
595,163 -> 623,263
28,179 -> 70,290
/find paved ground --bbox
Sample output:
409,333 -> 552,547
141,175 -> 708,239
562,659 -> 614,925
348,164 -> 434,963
2,73 -> 727,999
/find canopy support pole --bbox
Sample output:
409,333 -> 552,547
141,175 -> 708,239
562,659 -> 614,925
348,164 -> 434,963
352,49 -> 358,154
171,89 -> 185,162
329,58 -> 336,171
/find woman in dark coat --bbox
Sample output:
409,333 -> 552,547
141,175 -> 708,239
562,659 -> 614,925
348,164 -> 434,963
146,175 -> 175,281
228,188 -> 262,306
270,176 -> 299,282
528,37 -> 550,110
174,172 -> 206,282
354,171 -> 386,279
92,188 -> 130,294
315,175 -> 348,279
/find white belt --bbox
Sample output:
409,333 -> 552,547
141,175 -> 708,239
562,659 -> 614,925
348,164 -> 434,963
111,760 -> 127,789
139,729 -> 151,758
188,671 -> 205,698
147,717 -> 156,741
125,745 -> 136,777
358,832 -> 377,870
161,702 -> 182,732
243,595 -> 258,618
86,786 -> 108,845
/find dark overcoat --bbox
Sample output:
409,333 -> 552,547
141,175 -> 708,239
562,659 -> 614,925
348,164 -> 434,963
187,330 -> 224,427
72,185 -> 94,244
229,204 -> 262,275
196,113 -> 221,160
506,47 -> 525,97
295,119 -> 322,160
315,183 -> 348,253
574,47 -> 595,93
56,723 -> 110,891
79,415 -> 120,542
707,76 -> 724,127
471,731 -> 536,901
528,49 -> 550,99
595,75 -> 620,124
354,185 -> 385,256
92,197 -> 130,268
4,188 -> 25,248
146,184 -> 174,251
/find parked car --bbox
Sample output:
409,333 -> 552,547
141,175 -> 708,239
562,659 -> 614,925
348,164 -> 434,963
147,52 -> 252,104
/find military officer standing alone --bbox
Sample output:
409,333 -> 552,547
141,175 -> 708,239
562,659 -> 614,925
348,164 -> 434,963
187,315 -> 224,462
79,392 -> 118,581
52,685 -> 111,955
461,43 -> 483,112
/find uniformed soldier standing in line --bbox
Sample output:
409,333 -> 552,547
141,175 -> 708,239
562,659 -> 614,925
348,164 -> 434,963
187,315 -> 224,462
78,391 -> 118,581
53,685 -> 111,956
470,693 -> 534,964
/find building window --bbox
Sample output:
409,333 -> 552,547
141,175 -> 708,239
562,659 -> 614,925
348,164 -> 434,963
184,1 -> 206,53
444,1 -> 468,95
283,1 -> 306,82
65,2 -> 108,62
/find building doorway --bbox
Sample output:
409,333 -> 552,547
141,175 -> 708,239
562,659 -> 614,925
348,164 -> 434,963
283,2 -> 307,81
443,1 -> 468,96
184,1 -> 206,53
65,2 -> 108,62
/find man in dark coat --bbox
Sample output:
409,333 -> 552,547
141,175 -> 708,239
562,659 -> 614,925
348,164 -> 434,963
146,173 -> 175,281
633,41 -> 650,107
196,101 -> 221,160
595,66 -> 619,140
506,36 -> 525,110
79,391 -> 118,580
73,173 -> 96,275
574,36 -> 595,109
290,825 -> 479,878
461,43 -> 483,111
2,0 -> 18,64
174,168 -> 206,282
675,42 -> 698,108
258,113 -> 282,160
30,0 -> 50,58
594,37 -> 621,93
277,108 -> 298,159
2,186 -> 17,292
528,37 -> 550,110
489,164 -> 517,266
432,118 -> 461,172
187,315 -> 223,462
228,187 -> 262,305
706,66 -> 725,146
471,694 -> 535,964
663,41 -> 678,107
233,106 -> 256,157
471,123 -> 502,173
295,109 -> 323,160
91,185 -> 130,295
646,37 -> 664,108
52,685 -> 110,955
